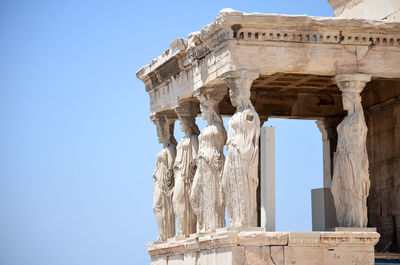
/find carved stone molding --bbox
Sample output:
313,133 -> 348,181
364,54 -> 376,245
222,69 -> 259,95
194,86 -> 227,105
190,30 -> 232,60
173,101 -> 199,119
334,74 -> 372,93
137,10 -> 400,99
235,28 -> 400,47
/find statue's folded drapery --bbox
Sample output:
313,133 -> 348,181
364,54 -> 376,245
223,107 -> 260,228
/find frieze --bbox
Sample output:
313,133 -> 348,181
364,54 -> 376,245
191,30 -> 232,60
148,58 -> 181,90
159,59 -> 180,83
137,10 -> 400,86
146,30 -> 231,91
138,10 -> 400,95
149,73 -> 160,90
145,27 -> 399,91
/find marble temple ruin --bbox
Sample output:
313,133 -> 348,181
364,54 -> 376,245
137,0 -> 400,264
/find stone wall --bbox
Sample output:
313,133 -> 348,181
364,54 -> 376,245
364,80 -> 400,252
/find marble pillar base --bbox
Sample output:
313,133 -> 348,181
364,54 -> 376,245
148,228 -> 380,265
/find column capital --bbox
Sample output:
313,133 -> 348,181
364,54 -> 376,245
150,112 -> 177,122
150,112 -> 165,123
316,118 -> 342,140
194,86 -> 227,104
221,69 -> 259,92
333,74 -> 371,93
173,101 -> 199,119
150,112 -> 176,145
316,120 -> 329,141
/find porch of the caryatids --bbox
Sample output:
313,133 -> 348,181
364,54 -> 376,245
331,74 -> 371,227
190,86 -> 227,233
221,69 -> 261,228
172,101 -> 200,237
151,113 -> 177,241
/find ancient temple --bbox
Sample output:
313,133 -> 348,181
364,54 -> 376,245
137,1 -> 400,264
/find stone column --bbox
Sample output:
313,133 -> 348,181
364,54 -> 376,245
221,69 -> 261,228
313,118 -> 341,231
257,118 -> 268,227
331,74 -> 371,227
316,119 -> 332,188
172,101 -> 200,237
260,126 -> 276,231
150,113 -> 177,241
190,86 -> 227,233
316,118 -> 341,188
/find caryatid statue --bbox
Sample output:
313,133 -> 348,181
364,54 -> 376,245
190,87 -> 227,232
172,102 -> 200,237
221,70 -> 261,228
331,74 -> 371,227
151,114 -> 177,241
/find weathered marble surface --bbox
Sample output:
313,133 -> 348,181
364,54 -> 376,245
363,82 -> 400,251
148,230 -> 380,265
137,9 -> 400,114
190,87 -> 227,232
151,114 -> 177,241
172,102 -> 199,237
331,74 -> 371,227
328,0 -> 400,21
222,70 -> 261,228
136,6 -> 400,254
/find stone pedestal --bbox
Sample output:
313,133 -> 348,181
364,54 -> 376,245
311,188 -> 338,231
148,229 -> 380,265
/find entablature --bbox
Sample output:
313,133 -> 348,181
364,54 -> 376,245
136,9 -> 400,114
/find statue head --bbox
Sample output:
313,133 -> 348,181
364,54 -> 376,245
179,116 -> 200,136
229,87 -> 251,108
221,70 -> 258,109
174,102 -> 200,136
342,91 -> 362,112
334,74 -> 370,113
194,87 -> 226,124
151,114 -> 176,145
198,95 -> 225,124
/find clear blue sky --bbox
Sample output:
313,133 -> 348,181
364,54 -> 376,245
0,1 -> 334,264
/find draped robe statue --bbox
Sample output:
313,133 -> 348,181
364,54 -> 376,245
222,103 -> 260,227
222,71 -> 260,228
151,114 -> 177,241
331,91 -> 370,227
190,89 -> 227,232
173,104 -> 199,237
